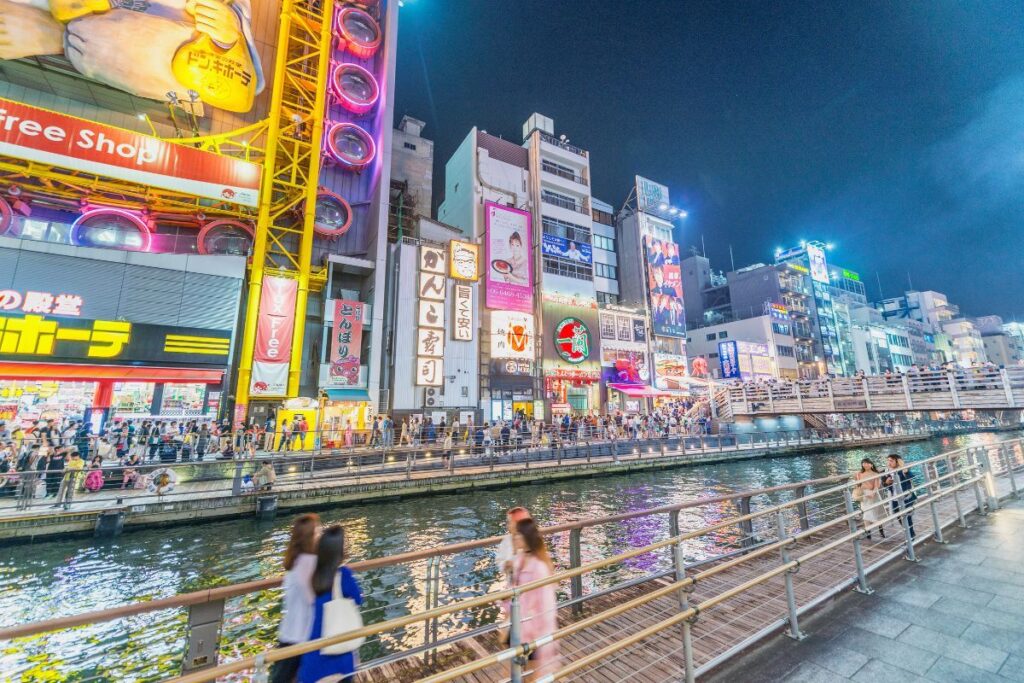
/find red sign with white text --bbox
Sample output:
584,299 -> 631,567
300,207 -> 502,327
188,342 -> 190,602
250,276 -> 298,396
0,98 -> 261,207
329,299 -> 364,386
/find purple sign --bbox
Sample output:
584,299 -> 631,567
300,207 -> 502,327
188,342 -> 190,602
485,201 -> 533,313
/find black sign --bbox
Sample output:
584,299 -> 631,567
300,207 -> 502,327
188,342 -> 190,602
0,314 -> 231,367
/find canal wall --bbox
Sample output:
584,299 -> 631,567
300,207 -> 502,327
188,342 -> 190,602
0,429 -> 983,544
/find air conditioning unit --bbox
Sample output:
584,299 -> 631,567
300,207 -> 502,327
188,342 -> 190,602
425,396 -> 437,407
427,388 -> 437,397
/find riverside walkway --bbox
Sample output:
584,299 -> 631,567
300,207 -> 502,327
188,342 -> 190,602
2,437 -> 1022,682
0,426 -> 942,542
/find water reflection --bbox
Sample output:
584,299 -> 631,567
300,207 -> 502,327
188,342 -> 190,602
0,431 -> 1017,681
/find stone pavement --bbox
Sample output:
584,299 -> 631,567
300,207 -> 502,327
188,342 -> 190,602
707,497 -> 1024,683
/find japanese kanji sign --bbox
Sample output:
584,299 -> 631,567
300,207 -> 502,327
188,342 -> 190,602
416,245 -> 447,388
452,285 -> 473,341
415,357 -> 443,387
250,276 -> 297,396
416,328 -> 444,358
0,290 -> 83,316
0,314 -> 230,366
329,299 -> 364,387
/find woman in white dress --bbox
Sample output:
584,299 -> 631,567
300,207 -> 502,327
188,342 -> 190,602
854,458 -> 887,540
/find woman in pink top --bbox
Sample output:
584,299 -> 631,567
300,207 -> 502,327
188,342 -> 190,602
513,518 -> 560,679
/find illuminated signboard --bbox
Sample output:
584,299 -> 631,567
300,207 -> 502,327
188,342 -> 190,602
0,290 -> 83,317
449,241 -> 480,280
644,236 -> 686,338
553,317 -> 591,365
653,353 -> 688,390
718,341 -> 740,379
484,201 -> 532,313
635,175 -> 670,213
416,245 -> 446,387
541,233 -> 593,265
0,313 -> 229,366
491,311 -> 534,360
251,276 -> 297,396
807,243 -> 829,284
452,285 -> 473,341
842,269 -> 861,282
328,299 -> 363,387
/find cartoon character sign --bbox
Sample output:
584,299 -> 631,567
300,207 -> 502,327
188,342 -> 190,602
0,0 -> 265,112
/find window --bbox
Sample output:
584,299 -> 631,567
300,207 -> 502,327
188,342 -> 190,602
542,216 -> 591,244
594,262 -> 617,279
541,160 -> 582,183
706,333 -> 716,341
542,189 -> 579,212
403,142 -> 417,150
718,331 -> 728,339
543,256 -> 592,280
772,322 -> 790,336
593,234 -> 615,252
592,208 -> 614,226
776,345 -> 795,357
597,291 -> 619,304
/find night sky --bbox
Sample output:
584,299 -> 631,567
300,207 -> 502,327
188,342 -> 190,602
394,1 -> 1024,319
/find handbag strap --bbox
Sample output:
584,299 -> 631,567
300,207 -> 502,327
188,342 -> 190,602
332,569 -> 342,601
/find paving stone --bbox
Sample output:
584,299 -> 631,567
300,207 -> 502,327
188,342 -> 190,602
832,627 -> 939,675
848,610 -> 910,639
957,573 -> 1024,598
851,658 -> 929,683
897,624 -> 1009,673
988,594 -> 1024,617
903,576 -> 995,604
964,563 -> 1024,587
876,584 -> 941,609
960,622 -> 1024,655
1000,654 -> 1024,683
929,596 -> 1024,631
925,656 -> 1011,683
782,660 -> 852,683
864,599 -> 970,637
807,644 -> 870,678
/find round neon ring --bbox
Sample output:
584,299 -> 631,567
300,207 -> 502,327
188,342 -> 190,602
0,197 -> 12,236
325,122 -> 376,170
331,62 -> 379,115
335,7 -> 381,59
197,219 -> 254,255
71,208 -> 151,252
311,190 -> 353,238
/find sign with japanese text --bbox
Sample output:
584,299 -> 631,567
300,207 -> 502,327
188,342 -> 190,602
484,201 -> 533,313
415,357 -> 443,387
452,285 -> 473,341
329,299 -> 364,387
0,98 -> 261,206
635,175 -> 670,213
541,233 -> 592,265
250,276 -> 297,396
0,290 -> 83,317
418,272 -> 446,301
418,300 -> 445,329
644,236 -> 686,338
416,328 -> 445,357
449,241 -> 480,280
653,353 -> 689,390
553,317 -> 591,365
419,246 -> 446,274
718,341 -> 741,379
0,313 -> 230,366
491,311 -> 534,360
807,243 -> 829,284
416,245 -> 446,387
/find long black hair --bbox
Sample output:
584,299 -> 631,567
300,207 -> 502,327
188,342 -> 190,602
860,458 -> 880,474
311,524 -> 346,594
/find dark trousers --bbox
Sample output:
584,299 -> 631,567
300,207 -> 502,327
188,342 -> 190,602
270,642 -> 301,683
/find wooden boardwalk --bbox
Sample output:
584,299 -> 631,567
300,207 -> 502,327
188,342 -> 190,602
358,473 -> 1017,683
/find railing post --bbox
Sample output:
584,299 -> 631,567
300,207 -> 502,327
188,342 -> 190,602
1000,368 -> 1016,407
946,454 -> 968,529
569,527 -> 583,617
423,556 -> 435,651
967,449 -> 987,515
1001,444 -> 1018,498
862,378 -> 872,410
793,485 -> 810,531
795,382 -> 804,412
774,511 -> 806,640
669,511 -> 696,683
975,446 -> 1000,512
922,462 -> 946,544
252,655 -> 269,683
735,496 -> 754,548
842,488 -> 873,594
901,374 -> 913,410
947,372 -> 961,409
182,598 -> 225,674
891,487 -> 918,562
509,593 -> 524,683
231,461 -> 243,496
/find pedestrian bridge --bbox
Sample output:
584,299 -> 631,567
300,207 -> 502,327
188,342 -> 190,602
2,438 -> 1022,682
714,367 -> 1024,418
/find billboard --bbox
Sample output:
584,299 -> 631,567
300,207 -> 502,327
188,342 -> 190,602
807,243 -> 829,284
541,292 -> 600,381
329,300 -> 363,387
652,353 -> 688,390
491,311 -> 534,360
452,284 -> 473,341
0,0 -> 265,113
0,98 -> 261,207
250,276 -> 297,396
449,241 -> 480,280
718,340 -> 740,379
541,233 -> 592,265
484,201 -> 532,313
644,236 -> 685,338
636,175 -> 670,213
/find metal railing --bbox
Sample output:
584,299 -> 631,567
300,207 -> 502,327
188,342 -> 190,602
3,437 -> 1020,682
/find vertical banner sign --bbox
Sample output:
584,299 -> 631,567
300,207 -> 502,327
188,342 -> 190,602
718,340 -> 741,379
644,236 -> 686,338
452,285 -> 473,341
416,246 -> 446,387
330,300 -> 364,386
250,276 -> 298,396
806,243 -> 830,284
484,201 -> 533,313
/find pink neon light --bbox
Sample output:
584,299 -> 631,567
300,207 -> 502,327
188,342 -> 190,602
330,62 -> 380,115
0,197 -> 11,236
310,190 -> 353,237
71,208 -> 152,252
334,7 -> 382,59
324,122 -> 376,171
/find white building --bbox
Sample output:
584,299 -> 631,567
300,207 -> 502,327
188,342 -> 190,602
941,319 -> 987,367
391,115 -> 434,218
684,314 -> 798,380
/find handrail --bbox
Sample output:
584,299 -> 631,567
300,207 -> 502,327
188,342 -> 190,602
152,441 -> 1002,683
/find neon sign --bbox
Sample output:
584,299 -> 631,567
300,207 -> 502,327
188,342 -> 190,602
554,317 -> 591,365
0,291 -> 83,316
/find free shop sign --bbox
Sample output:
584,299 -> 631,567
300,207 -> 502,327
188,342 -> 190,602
0,98 -> 261,207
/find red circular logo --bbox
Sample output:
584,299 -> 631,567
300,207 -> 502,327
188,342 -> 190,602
554,317 -> 591,365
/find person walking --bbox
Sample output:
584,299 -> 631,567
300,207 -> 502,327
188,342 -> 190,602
884,453 -> 916,541
442,429 -> 453,468
46,447 -> 67,500
57,449 -> 85,509
509,518 -> 560,677
271,513 -> 320,683
297,525 -> 363,683
344,420 -> 354,448
853,458 -> 886,539
496,506 -> 532,579
278,421 -> 292,453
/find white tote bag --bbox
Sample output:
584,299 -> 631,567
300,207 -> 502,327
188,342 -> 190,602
320,570 -> 365,655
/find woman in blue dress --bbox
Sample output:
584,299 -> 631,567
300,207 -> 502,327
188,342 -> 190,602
297,525 -> 364,683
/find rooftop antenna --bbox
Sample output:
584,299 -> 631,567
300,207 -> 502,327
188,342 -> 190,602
875,271 -> 884,301
729,244 -> 735,271
907,271 -> 914,291
701,234 -> 707,258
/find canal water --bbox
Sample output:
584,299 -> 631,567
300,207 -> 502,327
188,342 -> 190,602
1,430 -> 1018,682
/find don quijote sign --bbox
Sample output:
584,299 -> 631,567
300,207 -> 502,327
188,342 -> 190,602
0,98 -> 261,207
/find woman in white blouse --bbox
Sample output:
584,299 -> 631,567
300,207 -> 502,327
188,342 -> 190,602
272,513 -> 320,683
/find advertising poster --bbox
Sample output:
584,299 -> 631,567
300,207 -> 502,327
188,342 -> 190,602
636,175 -> 670,213
491,311 -> 534,360
541,233 -> 593,264
718,340 -> 740,379
329,299 -> 363,387
653,353 -> 688,390
0,0 -> 265,113
644,236 -> 686,338
0,98 -> 261,207
736,341 -> 773,380
541,294 -> 600,381
250,276 -> 297,396
807,243 -> 829,284
484,201 -> 532,313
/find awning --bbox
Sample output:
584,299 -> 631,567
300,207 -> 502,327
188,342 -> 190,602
0,362 -> 223,383
608,383 -> 669,398
325,389 -> 370,402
